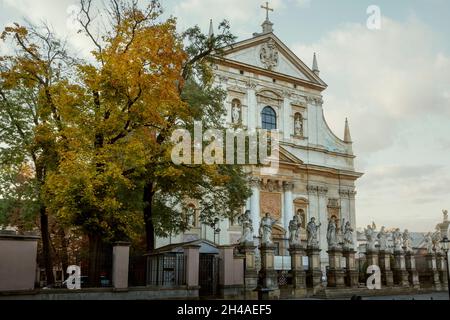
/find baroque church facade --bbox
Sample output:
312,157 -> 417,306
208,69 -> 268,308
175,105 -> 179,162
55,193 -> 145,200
156,14 -> 363,267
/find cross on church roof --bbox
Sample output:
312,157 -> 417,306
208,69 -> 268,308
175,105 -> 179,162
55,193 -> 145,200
261,2 -> 274,21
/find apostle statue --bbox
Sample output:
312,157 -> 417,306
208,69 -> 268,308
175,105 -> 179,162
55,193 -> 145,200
259,213 -> 278,245
432,230 -> 442,254
364,223 -> 378,251
392,228 -> 403,252
307,217 -> 321,248
377,226 -> 389,251
289,215 -> 302,246
239,210 -> 254,244
424,232 -> 434,254
342,220 -> 354,249
443,209 -> 449,222
186,206 -> 195,228
402,229 -> 413,253
327,216 -> 338,248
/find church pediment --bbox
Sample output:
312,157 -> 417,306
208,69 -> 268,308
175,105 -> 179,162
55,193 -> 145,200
219,33 -> 326,88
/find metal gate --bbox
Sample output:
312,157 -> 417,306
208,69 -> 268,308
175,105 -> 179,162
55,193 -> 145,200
199,254 -> 219,297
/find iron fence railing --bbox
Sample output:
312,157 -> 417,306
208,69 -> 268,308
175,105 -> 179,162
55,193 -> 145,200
146,253 -> 186,287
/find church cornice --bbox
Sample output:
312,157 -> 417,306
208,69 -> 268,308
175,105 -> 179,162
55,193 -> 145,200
211,56 -> 327,93
279,141 -> 355,159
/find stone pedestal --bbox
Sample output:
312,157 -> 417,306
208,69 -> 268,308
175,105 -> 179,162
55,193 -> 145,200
239,242 -> 258,300
218,245 -> 244,299
426,253 -> 442,291
326,247 -> 346,288
436,253 -> 449,289
288,245 -> 307,298
343,249 -> 359,288
366,249 -> 379,268
112,242 -> 131,291
306,246 -> 322,293
393,250 -> 410,287
378,251 -> 394,287
184,245 -> 201,289
405,252 -> 420,289
257,244 -> 280,299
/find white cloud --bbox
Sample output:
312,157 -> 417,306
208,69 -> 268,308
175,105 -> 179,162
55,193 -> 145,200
291,16 -> 450,231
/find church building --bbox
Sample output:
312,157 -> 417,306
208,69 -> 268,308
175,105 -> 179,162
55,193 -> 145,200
156,7 -> 363,269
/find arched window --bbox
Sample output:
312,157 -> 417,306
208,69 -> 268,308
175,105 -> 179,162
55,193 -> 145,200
261,106 -> 277,130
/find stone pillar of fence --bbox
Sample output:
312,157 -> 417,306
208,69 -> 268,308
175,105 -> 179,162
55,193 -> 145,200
393,249 -> 410,287
112,242 -> 131,291
288,244 -> 307,297
306,246 -> 322,294
426,253 -> 442,291
436,252 -> 449,289
184,245 -> 201,289
343,249 -> 359,288
0,231 -> 40,292
218,245 -> 244,299
379,250 -> 394,287
239,242 -> 258,299
326,246 -> 346,288
405,252 -> 420,289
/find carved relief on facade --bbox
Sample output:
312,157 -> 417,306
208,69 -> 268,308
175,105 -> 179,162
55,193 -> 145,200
327,198 -> 341,224
259,39 -> 279,70
260,191 -> 282,220
256,89 -> 283,107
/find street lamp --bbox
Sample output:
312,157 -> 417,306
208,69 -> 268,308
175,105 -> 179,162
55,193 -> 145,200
440,236 -> 450,300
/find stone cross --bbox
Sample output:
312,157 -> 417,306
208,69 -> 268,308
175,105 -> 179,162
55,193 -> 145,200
261,2 -> 274,20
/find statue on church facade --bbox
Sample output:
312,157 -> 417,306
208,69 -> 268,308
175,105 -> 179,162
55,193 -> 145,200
327,216 -> 338,248
306,217 -> 321,248
186,206 -> 195,228
239,210 -> 254,244
294,114 -> 303,136
392,228 -> 403,252
231,99 -> 241,124
259,39 -> 279,70
259,213 -> 278,245
377,226 -> 389,251
364,223 -> 378,251
288,215 -> 302,246
342,220 -> 354,249
402,229 -> 413,253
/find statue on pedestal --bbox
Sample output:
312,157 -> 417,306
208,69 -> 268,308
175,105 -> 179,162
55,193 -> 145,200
424,232 -> 434,254
342,220 -> 354,249
432,230 -> 442,254
307,217 -> 321,248
402,229 -> 413,253
364,222 -> 378,251
289,215 -> 302,246
392,228 -> 403,252
377,226 -> 389,252
327,216 -> 338,248
239,210 -> 254,244
231,100 -> 240,124
294,115 -> 303,136
259,213 -> 278,245
443,209 -> 448,222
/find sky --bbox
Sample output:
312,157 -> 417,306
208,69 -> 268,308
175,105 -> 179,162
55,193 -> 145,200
1,0 -> 449,232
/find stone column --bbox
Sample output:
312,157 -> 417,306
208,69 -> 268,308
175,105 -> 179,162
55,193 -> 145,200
258,243 -> 280,299
379,250 -> 394,287
426,253 -> 442,291
343,249 -> 359,288
282,93 -> 292,140
246,81 -> 257,130
318,186 -> 329,264
239,242 -> 258,299
288,244 -> 307,298
249,178 -> 261,239
405,252 -> 420,289
393,249 -> 410,287
283,182 -> 294,232
437,253 -> 449,289
306,246 -> 322,293
184,245 -> 201,289
326,247 -> 346,288
219,245 -> 243,299
112,242 -> 131,291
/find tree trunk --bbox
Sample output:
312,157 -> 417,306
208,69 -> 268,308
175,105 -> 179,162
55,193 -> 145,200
143,182 -> 155,252
59,228 -> 69,275
88,233 -> 102,287
40,205 -> 55,287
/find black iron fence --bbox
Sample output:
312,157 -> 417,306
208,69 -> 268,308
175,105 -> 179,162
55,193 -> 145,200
146,253 -> 186,287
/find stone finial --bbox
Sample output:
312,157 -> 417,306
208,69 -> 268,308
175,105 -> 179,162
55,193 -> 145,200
260,2 -> 274,34
312,52 -> 320,76
208,19 -> 214,38
344,118 -> 352,144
